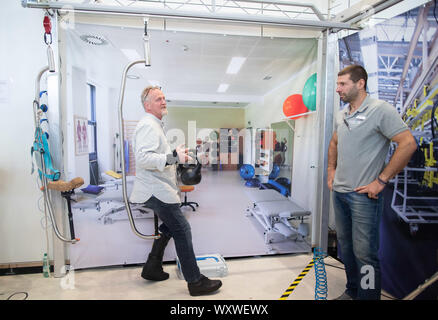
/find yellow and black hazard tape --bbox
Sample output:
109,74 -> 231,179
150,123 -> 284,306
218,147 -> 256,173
279,259 -> 314,300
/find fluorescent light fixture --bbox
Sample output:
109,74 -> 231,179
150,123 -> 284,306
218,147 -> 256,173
121,48 -> 141,61
148,80 -> 161,87
226,57 -> 246,74
217,84 -> 229,93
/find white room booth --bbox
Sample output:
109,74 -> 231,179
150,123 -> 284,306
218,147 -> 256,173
16,0 -> 395,277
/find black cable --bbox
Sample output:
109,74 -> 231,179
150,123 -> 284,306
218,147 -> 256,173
6,292 -> 29,300
324,262 -> 345,271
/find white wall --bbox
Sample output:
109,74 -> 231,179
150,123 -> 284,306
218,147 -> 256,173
245,40 -> 319,243
96,86 -> 119,173
122,88 -> 147,121
64,35 -> 121,182
0,0 -> 52,264
71,66 -> 90,185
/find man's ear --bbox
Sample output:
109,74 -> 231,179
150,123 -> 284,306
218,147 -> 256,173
358,78 -> 366,91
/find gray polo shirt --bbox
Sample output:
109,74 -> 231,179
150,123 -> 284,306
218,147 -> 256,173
333,95 -> 408,193
129,113 -> 180,204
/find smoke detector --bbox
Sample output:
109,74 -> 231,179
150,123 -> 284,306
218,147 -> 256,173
79,34 -> 108,46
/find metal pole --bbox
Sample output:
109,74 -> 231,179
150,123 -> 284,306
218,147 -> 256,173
314,30 -> 337,252
33,66 -> 49,128
394,4 -> 429,107
403,271 -> 438,300
117,60 -> 160,240
335,0 -> 403,24
21,0 -> 357,30
230,0 -> 326,21
34,66 -> 77,244
41,170 -> 78,244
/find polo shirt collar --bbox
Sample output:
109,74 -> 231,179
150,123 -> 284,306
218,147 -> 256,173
344,94 -> 370,117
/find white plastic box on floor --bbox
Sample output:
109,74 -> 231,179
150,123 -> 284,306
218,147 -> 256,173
176,254 -> 228,280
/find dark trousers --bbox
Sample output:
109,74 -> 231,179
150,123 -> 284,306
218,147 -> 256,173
144,196 -> 201,283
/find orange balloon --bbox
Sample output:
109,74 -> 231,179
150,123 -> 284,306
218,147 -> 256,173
283,94 -> 309,119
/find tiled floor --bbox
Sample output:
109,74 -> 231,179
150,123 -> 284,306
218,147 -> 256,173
0,253 -> 395,300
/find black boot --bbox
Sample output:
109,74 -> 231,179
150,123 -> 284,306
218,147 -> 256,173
141,233 -> 171,281
188,274 -> 222,296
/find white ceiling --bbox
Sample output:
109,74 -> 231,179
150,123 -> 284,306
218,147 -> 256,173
66,22 -> 317,108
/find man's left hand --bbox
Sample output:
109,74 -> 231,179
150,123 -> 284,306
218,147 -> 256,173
176,144 -> 194,164
354,180 -> 385,199
197,152 -> 209,165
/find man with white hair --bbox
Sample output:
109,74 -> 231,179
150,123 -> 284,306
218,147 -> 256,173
130,86 -> 222,296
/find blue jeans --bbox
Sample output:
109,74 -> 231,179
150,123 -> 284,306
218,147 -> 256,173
144,196 -> 201,283
333,191 -> 383,300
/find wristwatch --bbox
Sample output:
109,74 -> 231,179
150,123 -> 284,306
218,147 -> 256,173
166,149 -> 178,166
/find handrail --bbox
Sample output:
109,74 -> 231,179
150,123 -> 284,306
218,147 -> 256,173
34,67 -> 78,244
117,59 -> 160,240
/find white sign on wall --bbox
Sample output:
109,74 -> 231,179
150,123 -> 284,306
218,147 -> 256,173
74,115 -> 88,155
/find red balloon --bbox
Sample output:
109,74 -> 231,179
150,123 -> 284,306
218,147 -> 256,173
283,94 -> 309,119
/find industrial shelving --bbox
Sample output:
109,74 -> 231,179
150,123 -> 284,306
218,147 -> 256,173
391,167 -> 438,235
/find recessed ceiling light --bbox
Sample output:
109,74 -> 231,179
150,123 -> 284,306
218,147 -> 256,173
127,74 -> 140,80
217,84 -> 229,93
226,57 -> 246,74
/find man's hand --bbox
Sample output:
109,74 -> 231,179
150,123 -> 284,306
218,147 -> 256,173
176,144 -> 193,164
354,179 -> 385,199
327,168 -> 335,191
327,132 -> 338,192
197,152 -> 209,165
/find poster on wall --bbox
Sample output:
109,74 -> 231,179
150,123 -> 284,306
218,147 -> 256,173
337,2 -> 438,299
66,28 -> 316,271
74,115 -> 88,155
